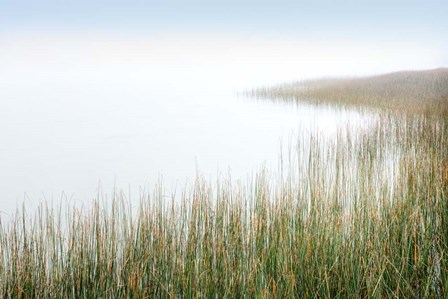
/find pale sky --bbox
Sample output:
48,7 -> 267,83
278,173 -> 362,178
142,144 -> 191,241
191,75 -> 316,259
1,1 -> 447,40
1,0 -> 447,86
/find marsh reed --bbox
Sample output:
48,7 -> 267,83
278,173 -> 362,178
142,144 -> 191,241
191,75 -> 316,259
247,68 -> 448,116
1,69 -> 447,298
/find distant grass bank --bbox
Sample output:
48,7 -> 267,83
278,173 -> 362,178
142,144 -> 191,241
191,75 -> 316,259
1,69 -> 448,298
247,68 -> 448,116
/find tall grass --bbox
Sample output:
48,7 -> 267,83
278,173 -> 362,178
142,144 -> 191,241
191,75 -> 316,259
1,70 -> 448,297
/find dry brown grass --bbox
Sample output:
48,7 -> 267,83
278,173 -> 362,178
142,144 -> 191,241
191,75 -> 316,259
443,159 -> 448,188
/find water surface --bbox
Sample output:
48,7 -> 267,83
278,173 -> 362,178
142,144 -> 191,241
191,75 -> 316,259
0,64 -> 369,215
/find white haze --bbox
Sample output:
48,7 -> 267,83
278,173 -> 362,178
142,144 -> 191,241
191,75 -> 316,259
0,31 -> 442,215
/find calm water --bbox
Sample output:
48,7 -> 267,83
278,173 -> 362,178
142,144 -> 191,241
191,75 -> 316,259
0,65 -> 369,215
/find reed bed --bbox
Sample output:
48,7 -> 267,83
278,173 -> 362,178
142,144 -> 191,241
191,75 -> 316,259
1,70 -> 448,298
247,68 -> 448,117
